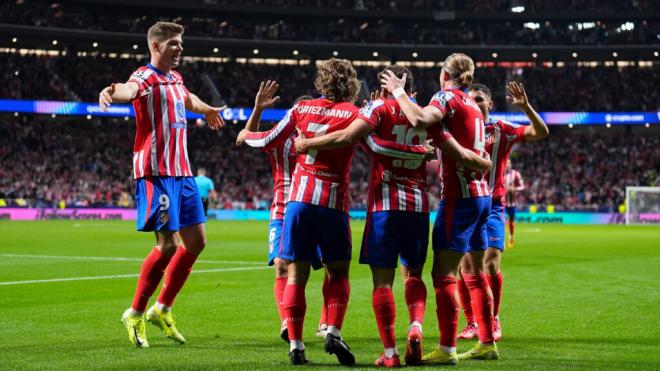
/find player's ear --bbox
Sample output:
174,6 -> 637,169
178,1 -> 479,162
150,40 -> 160,54
488,100 -> 494,112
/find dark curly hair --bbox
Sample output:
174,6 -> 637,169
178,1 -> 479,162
314,58 -> 360,103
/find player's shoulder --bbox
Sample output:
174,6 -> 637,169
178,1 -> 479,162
497,119 -> 522,129
359,98 -> 387,119
334,100 -> 360,112
430,90 -> 456,106
129,65 -> 155,82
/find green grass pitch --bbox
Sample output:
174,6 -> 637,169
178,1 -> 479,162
1,220 -> 659,370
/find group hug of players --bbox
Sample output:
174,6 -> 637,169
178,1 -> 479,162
98,22 -> 548,367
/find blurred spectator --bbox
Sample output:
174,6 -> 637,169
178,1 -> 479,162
2,53 -> 658,112
2,1 -> 657,46
0,116 -> 657,212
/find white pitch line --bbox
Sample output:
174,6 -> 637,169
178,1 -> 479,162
0,266 -> 271,286
0,253 -> 262,265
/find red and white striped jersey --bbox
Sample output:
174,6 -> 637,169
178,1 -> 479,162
245,98 -> 358,212
128,64 -> 192,179
265,135 -> 297,220
358,98 -> 431,213
428,89 -> 490,199
485,119 -> 527,205
245,98 -> 425,213
504,168 -> 525,206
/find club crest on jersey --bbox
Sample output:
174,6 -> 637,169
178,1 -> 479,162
158,210 -> 170,224
382,170 -> 392,182
505,134 -> 518,142
359,99 -> 384,119
431,91 -> 453,107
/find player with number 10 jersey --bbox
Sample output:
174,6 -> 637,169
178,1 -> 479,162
380,53 -> 497,364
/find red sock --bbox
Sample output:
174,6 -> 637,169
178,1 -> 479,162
156,246 -> 198,307
373,287 -> 396,348
131,247 -> 172,312
487,272 -> 503,318
457,278 -> 475,324
404,277 -> 426,324
462,273 -> 495,344
325,276 -> 350,330
320,274 -> 329,325
508,219 -> 514,237
283,283 -> 306,341
274,277 -> 287,321
433,275 -> 458,348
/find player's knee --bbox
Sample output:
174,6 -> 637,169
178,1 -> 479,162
485,259 -> 500,275
326,262 -> 350,279
157,240 -> 179,256
274,259 -> 289,278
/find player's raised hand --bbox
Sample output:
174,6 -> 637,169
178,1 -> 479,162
380,70 -> 406,94
255,80 -> 280,110
99,83 -> 116,112
506,81 -> 528,108
362,90 -> 382,107
205,105 -> 227,131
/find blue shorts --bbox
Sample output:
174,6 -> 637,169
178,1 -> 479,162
505,206 -> 516,220
281,202 -> 352,264
432,196 -> 491,254
135,176 -> 206,232
360,211 -> 429,269
268,219 -> 323,270
486,201 -> 506,251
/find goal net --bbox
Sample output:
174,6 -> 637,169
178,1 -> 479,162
625,186 -> 660,225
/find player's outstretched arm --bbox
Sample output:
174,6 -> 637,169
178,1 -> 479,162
506,82 -> 549,141
185,93 -> 227,131
98,82 -> 139,111
245,80 -> 281,132
363,134 -> 434,160
294,118 -> 373,152
380,71 -> 442,129
438,137 -> 492,170
237,104 -> 297,150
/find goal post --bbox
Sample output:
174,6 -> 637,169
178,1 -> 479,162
625,186 -> 660,225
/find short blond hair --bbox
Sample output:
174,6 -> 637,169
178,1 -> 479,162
443,53 -> 475,88
147,21 -> 184,44
314,58 -> 360,103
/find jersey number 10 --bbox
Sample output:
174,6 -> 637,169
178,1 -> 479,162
391,125 -> 426,169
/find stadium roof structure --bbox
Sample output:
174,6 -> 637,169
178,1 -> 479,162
3,23 -> 658,62
1,0 -> 659,62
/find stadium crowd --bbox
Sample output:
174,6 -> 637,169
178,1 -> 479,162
4,1 -> 657,46
1,116 -> 657,212
3,53 -> 659,112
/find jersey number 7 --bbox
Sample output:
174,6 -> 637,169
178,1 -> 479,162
304,122 -> 330,165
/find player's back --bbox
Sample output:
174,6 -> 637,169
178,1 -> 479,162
361,98 -> 429,213
288,98 -> 359,212
429,88 -> 489,199
266,135 -> 297,220
485,119 -> 526,204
